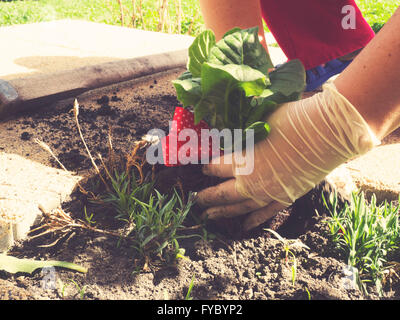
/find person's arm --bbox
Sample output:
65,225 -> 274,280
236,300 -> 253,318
199,0 -> 269,50
334,7 -> 400,139
196,7 -> 400,232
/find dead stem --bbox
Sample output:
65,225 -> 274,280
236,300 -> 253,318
125,141 -> 147,185
98,153 -> 114,182
175,179 -> 185,204
131,0 -> 137,27
152,165 -> 156,182
34,139 -> 69,172
29,208 -> 124,246
116,0 -> 125,26
107,126 -> 116,175
158,0 -> 169,33
73,99 -> 111,192
34,138 -> 97,199
138,0 -> 145,29
187,10 -> 200,35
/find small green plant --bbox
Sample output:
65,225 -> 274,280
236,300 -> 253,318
305,287 -> 311,300
128,190 -> 195,266
102,168 -> 155,221
323,191 -> 400,296
95,168 -> 195,268
60,279 -> 87,300
185,274 -> 196,300
265,229 -> 309,287
83,206 -> 96,226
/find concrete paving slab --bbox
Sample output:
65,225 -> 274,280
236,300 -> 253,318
0,20 -> 285,81
0,20 -> 195,81
0,153 -> 81,252
326,136 -> 400,204
345,143 -> 400,202
0,20 -> 194,118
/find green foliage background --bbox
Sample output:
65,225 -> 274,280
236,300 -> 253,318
0,0 -> 397,35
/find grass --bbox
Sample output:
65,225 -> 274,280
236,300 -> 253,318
324,191 -> 400,296
0,0 -> 397,36
0,0 -> 204,35
184,274 -> 195,300
356,0 -> 399,33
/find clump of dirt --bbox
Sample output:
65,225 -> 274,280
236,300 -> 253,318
0,69 -> 398,300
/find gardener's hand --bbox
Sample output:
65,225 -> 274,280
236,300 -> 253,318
196,84 -> 380,232
196,162 -> 287,232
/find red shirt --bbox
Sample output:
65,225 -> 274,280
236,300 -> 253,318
260,0 -> 375,69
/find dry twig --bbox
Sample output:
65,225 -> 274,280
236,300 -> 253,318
29,208 -> 124,247
116,0 -> 125,26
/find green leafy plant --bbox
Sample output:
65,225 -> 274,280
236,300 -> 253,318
324,191 -> 400,296
173,27 -> 305,146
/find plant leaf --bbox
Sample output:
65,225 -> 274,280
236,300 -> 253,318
268,59 -> 306,103
172,77 -> 202,107
188,30 -> 216,77
197,63 -> 267,127
246,97 -> 277,128
0,254 -> 87,274
245,121 -> 271,142
201,63 -> 267,96
208,27 -> 274,74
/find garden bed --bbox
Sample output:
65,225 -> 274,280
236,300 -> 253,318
0,69 -> 399,300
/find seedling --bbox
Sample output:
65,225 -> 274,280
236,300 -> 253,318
129,190 -> 195,267
323,191 -> 400,296
264,228 -> 309,287
185,274 -> 196,300
101,168 -> 155,222
83,206 -> 96,226
305,287 -> 311,300
60,278 -> 87,300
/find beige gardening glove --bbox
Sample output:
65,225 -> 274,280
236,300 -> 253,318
234,83 -> 381,207
197,83 -> 380,231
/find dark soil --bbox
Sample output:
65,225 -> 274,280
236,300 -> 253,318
0,69 -> 398,300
